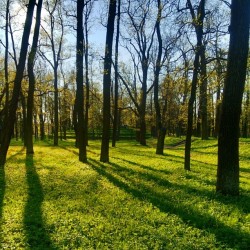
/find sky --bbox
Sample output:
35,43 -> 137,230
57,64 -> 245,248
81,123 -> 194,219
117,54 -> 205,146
0,0 -> 110,84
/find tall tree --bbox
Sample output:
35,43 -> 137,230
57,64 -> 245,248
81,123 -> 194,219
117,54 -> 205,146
122,0 -> 156,146
216,0 -> 250,196
83,0 -> 94,147
4,0 -> 10,122
26,0 -> 43,154
76,0 -> 87,162
40,0 -> 64,146
154,0 -> 165,154
184,0 -> 206,171
100,0 -> 116,162
0,0 -> 36,166
112,0 -> 121,147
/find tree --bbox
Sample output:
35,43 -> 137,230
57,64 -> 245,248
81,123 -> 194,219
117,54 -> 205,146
40,0 -> 65,146
3,0 -> 10,128
216,0 -> 250,196
184,0 -> 206,171
83,0 -> 94,146
0,0 -> 36,166
120,0 -> 156,146
154,0 -> 165,154
76,0 -> 87,162
112,0 -> 120,147
26,0 -> 43,154
100,0 -> 116,162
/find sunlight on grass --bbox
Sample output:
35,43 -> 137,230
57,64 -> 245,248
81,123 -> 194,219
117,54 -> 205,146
0,138 -> 249,249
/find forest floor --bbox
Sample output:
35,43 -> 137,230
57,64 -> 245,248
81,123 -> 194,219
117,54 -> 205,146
0,137 -> 249,249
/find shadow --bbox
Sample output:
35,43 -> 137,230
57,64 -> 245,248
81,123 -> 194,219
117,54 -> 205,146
114,158 -> 249,211
0,166 -> 5,248
89,158 -> 250,249
240,167 -> 250,173
59,145 -> 79,156
112,156 -> 171,175
24,155 -> 57,249
7,146 -> 25,161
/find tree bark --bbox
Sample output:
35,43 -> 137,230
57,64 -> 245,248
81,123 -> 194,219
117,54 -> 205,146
3,0 -> 10,126
53,69 -> 59,146
216,0 -> 250,196
200,47 -> 208,140
0,0 -> 36,166
154,0 -> 165,155
26,0 -> 43,154
76,0 -> 87,162
112,0 -> 120,148
100,0 -> 116,162
184,0 -> 206,171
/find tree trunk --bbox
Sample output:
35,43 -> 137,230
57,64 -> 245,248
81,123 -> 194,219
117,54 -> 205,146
200,47 -> 208,140
112,0 -> 120,148
26,0 -> 43,154
184,0 -> 205,171
54,70 -> 59,146
84,2 -> 91,147
20,91 -> 27,146
73,102 -> 78,147
76,0 -> 87,162
156,128 -> 166,155
0,0 -> 36,166
184,51 -> 199,171
216,0 -> 250,196
154,0 -> 164,154
139,112 -> 147,146
3,0 -> 10,134
100,0 -> 116,162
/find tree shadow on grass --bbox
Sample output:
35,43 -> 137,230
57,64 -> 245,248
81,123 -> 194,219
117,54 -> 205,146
0,166 -> 5,248
109,157 -> 249,213
112,156 -> 171,175
89,158 -> 250,249
24,154 -> 57,250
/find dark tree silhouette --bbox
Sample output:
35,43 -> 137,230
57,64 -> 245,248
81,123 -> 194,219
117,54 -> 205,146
26,0 -> 43,154
0,0 -> 36,166
100,0 -> 116,162
216,0 -> 250,196
184,0 -> 206,171
154,0 -> 165,155
112,0 -> 121,147
76,0 -> 87,162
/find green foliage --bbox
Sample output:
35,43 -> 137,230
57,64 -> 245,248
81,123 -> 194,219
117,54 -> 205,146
0,138 -> 249,249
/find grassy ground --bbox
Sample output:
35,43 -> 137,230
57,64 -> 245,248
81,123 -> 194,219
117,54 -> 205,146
0,137 -> 249,249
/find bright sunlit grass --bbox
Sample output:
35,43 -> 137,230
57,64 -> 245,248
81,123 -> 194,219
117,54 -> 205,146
0,137 -> 249,249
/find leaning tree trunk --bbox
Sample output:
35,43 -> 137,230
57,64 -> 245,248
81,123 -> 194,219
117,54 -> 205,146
216,0 -> 250,196
0,0 -> 36,166
26,0 -> 43,154
100,0 -> 116,162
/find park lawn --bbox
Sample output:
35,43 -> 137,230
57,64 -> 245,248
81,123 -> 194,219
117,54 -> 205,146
0,138 -> 249,249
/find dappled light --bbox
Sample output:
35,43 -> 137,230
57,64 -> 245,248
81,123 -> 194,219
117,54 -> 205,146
0,138 -> 249,249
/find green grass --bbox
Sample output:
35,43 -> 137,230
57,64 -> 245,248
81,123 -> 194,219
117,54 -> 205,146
0,138 -> 249,249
